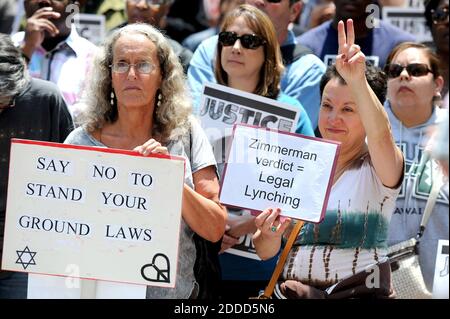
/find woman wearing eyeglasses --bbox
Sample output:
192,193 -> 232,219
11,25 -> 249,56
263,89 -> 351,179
385,42 -> 449,292
64,23 -> 227,299
213,4 -> 314,299
425,0 -> 449,97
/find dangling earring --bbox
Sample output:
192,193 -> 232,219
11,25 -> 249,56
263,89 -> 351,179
110,90 -> 115,106
435,92 -> 442,100
157,92 -> 162,107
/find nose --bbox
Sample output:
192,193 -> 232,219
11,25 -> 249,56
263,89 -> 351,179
127,65 -> 138,79
327,110 -> 341,124
399,67 -> 411,81
37,0 -> 52,9
231,39 -> 242,53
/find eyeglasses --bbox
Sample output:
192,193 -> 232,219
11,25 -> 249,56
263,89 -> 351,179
386,63 -> 433,79
218,31 -> 266,50
128,0 -> 173,6
110,61 -> 156,74
431,7 -> 449,25
0,95 -> 16,109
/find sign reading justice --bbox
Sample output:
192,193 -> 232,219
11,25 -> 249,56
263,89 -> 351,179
1,139 -> 185,288
199,82 -> 300,163
220,125 -> 340,222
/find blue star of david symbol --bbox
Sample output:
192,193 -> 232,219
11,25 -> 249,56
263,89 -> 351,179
15,246 -> 37,270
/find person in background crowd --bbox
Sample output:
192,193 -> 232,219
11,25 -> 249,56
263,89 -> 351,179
188,0 -> 326,129
254,19 -> 404,299
165,0 -> 212,43
385,42 -> 449,292
182,0 -> 244,52
297,0 -> 415,68
115,0 -> 192,73
0,34 -> 74,299
11,0 -> 97,118
65,23 -> 227,299
425,0 -> 449,97
81,0 -> 127,31
0,0 -> 17,34
297,0 -> 335,34
212,4 -> 314,299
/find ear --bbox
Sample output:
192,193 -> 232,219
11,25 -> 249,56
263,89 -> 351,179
289,1 -> 302,24
434,75 -> 445,97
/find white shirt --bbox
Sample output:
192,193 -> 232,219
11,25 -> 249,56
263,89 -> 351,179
12,26 -> 98,116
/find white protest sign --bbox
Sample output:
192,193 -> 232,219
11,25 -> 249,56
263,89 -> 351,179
382,7 -> 432,43
219,125 -> 340,222
2,139 -> 185,290
74,14 -> 105,45
199,83 -> 300,164
433,240 -> 449,299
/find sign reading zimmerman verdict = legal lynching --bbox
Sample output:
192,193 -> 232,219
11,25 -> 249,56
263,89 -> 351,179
220,125 -> 340,222
2,139 -> 185,287
199,82 -> 300,162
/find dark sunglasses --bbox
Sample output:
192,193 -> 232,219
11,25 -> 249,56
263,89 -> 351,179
218,31 -> 266,50
386,63 -> 433,79
431,7 -> 449,25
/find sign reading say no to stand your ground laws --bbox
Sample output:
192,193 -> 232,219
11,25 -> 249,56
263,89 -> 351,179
1,139 -> 185,288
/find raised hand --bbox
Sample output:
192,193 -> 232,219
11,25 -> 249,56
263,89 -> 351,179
22,7 -> 60,58
336,19 -> 366,85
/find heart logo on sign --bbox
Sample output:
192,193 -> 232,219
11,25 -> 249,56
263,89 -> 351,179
141,253 -> 170,283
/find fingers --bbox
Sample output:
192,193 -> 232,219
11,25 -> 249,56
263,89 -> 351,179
134,139 -> 169,156
347,51 -> 366,65
220,233 -> 239,253
337,20 -> 346,55
255,208 -> 287,237
346,19 -> 355,46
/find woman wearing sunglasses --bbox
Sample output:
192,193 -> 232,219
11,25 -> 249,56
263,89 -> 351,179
385,42 -> 449,292
213,4 -> 314,299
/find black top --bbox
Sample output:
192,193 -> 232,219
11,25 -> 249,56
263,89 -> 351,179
0,78 -> 74,269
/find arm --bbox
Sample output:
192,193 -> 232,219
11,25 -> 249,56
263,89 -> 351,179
182,165 -> 227,242
220,212 -> 257,253
253,208 -> 291,261
336,19 -> 403,188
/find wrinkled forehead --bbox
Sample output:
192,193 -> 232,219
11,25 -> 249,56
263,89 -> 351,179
112,32 -> 157,58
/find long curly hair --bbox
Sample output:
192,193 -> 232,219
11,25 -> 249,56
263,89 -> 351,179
82,23 -> 192,142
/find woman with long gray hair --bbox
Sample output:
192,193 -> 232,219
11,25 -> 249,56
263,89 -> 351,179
64,23 -> 227,299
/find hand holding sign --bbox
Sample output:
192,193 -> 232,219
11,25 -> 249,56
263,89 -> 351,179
255,208 -> 291,238
336,19 -> 367,85
133,138 -> 169,156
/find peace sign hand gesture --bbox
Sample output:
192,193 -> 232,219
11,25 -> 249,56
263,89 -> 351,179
336,19 -> 366,85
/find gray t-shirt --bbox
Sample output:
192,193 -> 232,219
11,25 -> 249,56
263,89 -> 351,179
386,103 -> 449,291
64,117 -> 217,298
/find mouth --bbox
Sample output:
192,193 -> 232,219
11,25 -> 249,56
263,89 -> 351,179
124,86 -> 141,91
398,86 -> 414,93
326,128 -> 346,134
227,60 -> 244,65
